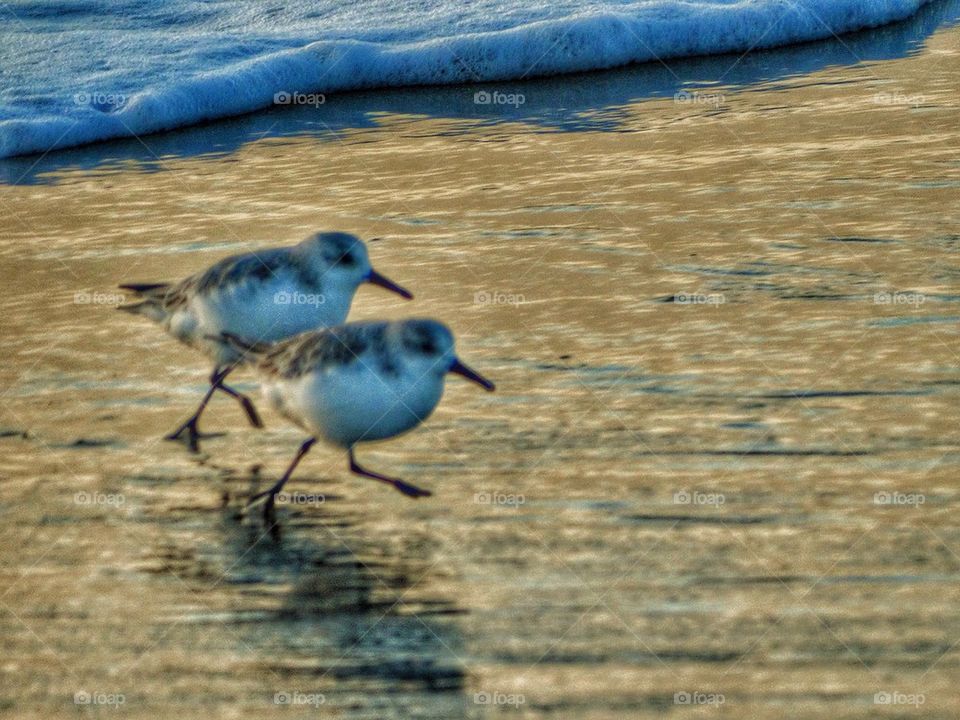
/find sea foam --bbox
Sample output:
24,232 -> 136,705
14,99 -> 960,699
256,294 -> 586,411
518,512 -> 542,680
0,0 -> 932,158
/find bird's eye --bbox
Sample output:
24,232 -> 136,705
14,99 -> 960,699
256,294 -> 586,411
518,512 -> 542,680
338,253 -> 356,267
419,340 -> 436,354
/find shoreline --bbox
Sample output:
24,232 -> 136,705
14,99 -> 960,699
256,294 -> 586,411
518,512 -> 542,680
2,0 -> 958,163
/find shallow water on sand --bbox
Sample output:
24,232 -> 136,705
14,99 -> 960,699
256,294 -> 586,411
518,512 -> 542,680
1,19 -> 959,720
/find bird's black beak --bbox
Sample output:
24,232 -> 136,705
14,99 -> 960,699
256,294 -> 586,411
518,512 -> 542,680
449,358 -> 495,391
366,269 -> 413,299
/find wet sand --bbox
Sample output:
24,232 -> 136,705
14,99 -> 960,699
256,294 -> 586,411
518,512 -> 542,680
1,11 -> 959,719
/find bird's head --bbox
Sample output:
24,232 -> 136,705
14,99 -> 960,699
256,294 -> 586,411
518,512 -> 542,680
298,231 -> 412,300
395,319 -> 495,391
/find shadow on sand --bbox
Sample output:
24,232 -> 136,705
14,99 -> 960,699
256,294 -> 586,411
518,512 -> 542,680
138,461 -> 470,718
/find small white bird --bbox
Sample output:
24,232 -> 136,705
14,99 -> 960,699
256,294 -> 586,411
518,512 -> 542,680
215,319 -> 495,515
119,231 -> 412,451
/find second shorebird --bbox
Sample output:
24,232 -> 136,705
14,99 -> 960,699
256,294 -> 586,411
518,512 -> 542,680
119,231 -> 412,451
216,319 -> 495,516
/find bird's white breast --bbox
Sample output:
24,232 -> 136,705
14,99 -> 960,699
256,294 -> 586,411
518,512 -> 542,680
262,362 -> 445,448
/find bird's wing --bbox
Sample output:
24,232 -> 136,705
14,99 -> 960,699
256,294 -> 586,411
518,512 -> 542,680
262,323 -> 388,379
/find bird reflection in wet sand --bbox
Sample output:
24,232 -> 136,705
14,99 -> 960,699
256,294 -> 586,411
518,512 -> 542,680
144,486 -> 468,713
213,319 -> 495,517
118,231 -> 412,451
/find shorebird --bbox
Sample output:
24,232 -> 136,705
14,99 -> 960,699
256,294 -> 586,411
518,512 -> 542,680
118,231 -> 412,451
214,319 -> 495,516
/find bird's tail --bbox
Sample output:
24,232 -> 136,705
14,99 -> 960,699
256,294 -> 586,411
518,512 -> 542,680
119,282 -> 170,294
116,282 -> 172,323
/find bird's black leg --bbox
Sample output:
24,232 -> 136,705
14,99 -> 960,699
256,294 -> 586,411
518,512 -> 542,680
216,380 -> 263,428
165,366 -> 231,452
348,448 -> 432,498
248,437 -> 317,517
